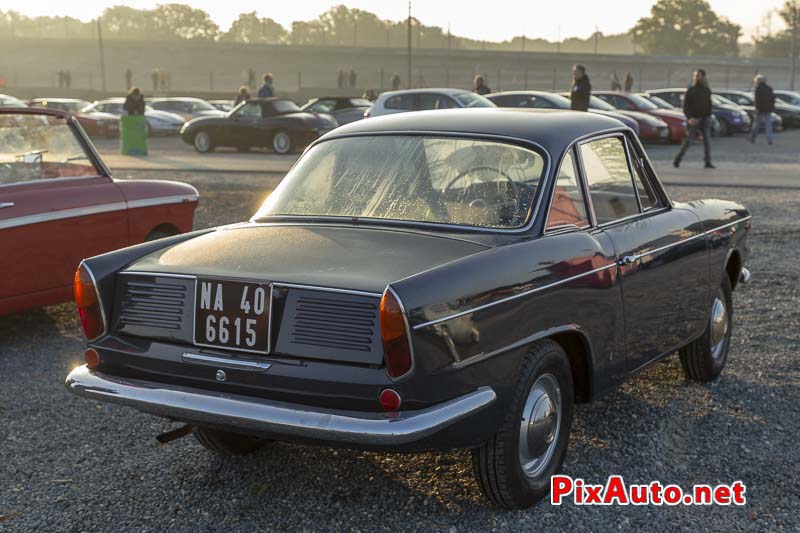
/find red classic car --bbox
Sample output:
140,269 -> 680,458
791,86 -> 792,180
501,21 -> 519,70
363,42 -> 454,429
0,108 -> 199,316
593,91 -> 688,143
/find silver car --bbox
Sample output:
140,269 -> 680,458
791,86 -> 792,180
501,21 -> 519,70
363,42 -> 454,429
85,99 -> 185,135
365,88 -> 495,118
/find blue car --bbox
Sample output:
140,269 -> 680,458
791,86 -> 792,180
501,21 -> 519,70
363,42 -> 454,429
646,89 -> 752,136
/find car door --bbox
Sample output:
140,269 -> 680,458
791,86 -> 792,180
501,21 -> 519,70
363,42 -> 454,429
577,133 -> 709,371
0,113 -> 128,310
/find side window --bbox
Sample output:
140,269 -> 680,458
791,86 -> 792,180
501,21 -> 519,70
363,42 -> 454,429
418,94 -> 456,110
613,96 -> 634,110
629,151 -> 659,211
580,137 -> 640,224
385,95 -> 413,110
236,102 -> 263,118
546,150 -> 589,229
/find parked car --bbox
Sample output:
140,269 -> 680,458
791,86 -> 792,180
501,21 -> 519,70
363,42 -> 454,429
28,98 -> 119,138
300,96 -> 373,126
180,98 -> 337,154
592,91 -> 687,142
149,97 -> 226,121
365,88 -> 495,118
487,91 -> 640,135
563,93 -> 670,142
209,99 -> 235,112
637,92 -> 723,136
85,99 -> 185,136
0,108 -> 198,316
66,108 -> 751,510
773,90 -> 800,107
0,94 -> 27,107
715,89 -> 800,128
647,88 -> 755,136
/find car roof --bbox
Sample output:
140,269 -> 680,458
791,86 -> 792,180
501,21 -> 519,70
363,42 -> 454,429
149,97 -> 207,102
488,91 -> 562,98
325,108 -> 626,156
379,88 -> 473,98
30,97 -> 88,103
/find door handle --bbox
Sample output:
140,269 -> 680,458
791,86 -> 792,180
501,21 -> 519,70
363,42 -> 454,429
0,202 -> 14,209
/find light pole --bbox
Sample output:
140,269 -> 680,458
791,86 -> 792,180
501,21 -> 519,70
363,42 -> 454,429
96,17 -> 107,94
407,1 -> 412,88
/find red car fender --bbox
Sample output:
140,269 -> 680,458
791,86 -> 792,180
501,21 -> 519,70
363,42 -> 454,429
114,179 -> 199,242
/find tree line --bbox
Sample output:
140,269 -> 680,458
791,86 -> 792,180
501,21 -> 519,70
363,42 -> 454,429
0,0 -> 797,60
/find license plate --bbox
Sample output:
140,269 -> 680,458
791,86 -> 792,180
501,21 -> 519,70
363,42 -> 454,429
194,279 -> 271,354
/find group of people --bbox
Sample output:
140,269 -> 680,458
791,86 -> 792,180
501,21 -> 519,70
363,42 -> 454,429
56,70 -> 72,89
337,69 -> 358,89
233,73 -> 275,105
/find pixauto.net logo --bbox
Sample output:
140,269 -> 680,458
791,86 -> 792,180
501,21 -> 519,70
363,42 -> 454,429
551,476 -> 746,506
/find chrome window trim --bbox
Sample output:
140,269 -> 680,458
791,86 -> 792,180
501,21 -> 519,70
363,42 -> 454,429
80,260 -> 108,342
412,216 -> 752,331
253,130 -> 553,235
383,285 -> 416,381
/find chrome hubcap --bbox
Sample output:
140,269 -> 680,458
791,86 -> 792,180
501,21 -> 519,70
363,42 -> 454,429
519,373 -> 561,478
274,133 -> 290,152
710,296 -> 728,359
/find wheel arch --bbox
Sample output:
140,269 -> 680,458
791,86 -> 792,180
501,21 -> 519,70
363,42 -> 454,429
146,223 -> 180,241
524,326 -> 594,403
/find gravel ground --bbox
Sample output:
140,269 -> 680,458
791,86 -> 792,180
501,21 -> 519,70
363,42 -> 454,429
1,171 -> 798,531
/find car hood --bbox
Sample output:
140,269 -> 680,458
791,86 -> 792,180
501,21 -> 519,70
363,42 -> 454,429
616,109 -> 667,125
649,109 -> 685,121
195,109 -> 227,118
123,224 -> 490,294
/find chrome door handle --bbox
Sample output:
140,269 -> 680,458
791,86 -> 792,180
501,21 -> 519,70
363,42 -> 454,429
0,202 -> 14,209
619,256 -> 636,266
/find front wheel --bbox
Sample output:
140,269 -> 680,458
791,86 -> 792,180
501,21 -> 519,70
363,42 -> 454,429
194,427 -> 270,456
472,339 -> 574,509
193,131 -> 214,153
272,130 -> 292,154
679,275 -> 733,382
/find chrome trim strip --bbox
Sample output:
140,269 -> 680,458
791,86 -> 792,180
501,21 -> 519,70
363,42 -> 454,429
413,262 -> 618,330
181,352 -> 271,371
413,215 -> 752,330
0,174 -> 105,189
127,194 -> 198,209
65,365 -> 497,446
80,260 -> 108,342
273,282 -> 382,298
119,271 -> 198,280
0,201 -> 127,230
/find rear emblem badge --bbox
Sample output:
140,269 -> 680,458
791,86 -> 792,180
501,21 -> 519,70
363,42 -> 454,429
215,369 -> 227,382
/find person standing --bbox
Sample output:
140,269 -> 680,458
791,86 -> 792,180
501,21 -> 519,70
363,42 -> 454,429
234,85 -> 250,106
611,72 -> 622,91
391,72 -> 402,90
123,87 -> 145,115
750,74 -> 775,145
569,64 -> 591,111
473,74 -> 491,95
124,68 -> 133,90
151,69 -> 159,93
674,69 -> 715,169
624,72 -> 634,92
258,73 -> 275,98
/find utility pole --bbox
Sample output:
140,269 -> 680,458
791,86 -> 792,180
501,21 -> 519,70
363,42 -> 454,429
557,25 -> 561,54
96,17 -> 107,94
407,1 -> 412,89
594,25 -> 599,54
789,0 -> 799,91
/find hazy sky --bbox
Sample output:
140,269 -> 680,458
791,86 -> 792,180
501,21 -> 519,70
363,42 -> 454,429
2,0 -> 788,41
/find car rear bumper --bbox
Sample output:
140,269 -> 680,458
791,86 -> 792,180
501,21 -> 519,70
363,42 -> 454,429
65,365 -> 497,447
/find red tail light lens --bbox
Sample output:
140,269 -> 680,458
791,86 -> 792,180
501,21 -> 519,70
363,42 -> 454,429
74,264 -> 105,340
380,288 -> 412,379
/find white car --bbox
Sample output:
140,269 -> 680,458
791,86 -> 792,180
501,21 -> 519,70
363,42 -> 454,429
365,88 -> 495,118
0,94 -> 28,107
85,99 -> 186,135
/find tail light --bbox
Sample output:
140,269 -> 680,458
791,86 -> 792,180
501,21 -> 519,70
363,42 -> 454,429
379,288 -> 412,379
74,263 -> 106,341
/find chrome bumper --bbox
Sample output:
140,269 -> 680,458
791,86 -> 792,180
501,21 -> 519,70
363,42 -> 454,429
65,365 -> 496,446
739,267 -> 751,284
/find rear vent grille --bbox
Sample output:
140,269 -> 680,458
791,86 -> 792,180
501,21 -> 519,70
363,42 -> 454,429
292,296 -> 377,352
118,280 -> 187,330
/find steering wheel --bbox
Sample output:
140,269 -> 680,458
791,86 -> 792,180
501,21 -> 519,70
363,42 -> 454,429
444,166 -> 521,217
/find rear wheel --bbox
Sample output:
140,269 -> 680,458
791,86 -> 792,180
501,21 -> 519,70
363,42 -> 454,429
193,131 -> 213,153
272,130 -> 292,154
472,339 -> 574,509
194,427 -> 270,456
679,275 -> 733,382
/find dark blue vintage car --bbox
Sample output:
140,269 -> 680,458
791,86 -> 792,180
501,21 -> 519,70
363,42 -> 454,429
67,108 -> 751,509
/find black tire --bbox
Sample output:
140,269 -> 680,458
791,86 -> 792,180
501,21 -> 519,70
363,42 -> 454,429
193,130 -> 214,153
679,275 -> 733,382
272,130 -> 292,154
472,339 -> 574,509
194,427 -> 269,456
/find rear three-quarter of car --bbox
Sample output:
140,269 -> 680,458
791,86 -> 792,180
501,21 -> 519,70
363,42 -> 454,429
66,108 -> 751,509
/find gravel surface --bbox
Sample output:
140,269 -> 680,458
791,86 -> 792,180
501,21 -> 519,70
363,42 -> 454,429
1,170 -> 798,531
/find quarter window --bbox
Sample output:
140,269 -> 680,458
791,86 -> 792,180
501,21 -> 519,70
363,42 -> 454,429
546,150 -> 589,229
580,137 -> 640,224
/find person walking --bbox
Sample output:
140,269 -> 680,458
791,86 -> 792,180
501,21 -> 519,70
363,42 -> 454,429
123,87 -> 145,115
473,74 -> 491,95
124,68 -> 133,90
750,74 -> 775,145
674,69 -> 715,169
569,64 -> 591,111
611,72 -> 622,91
234,85 -> 250,106
349,69 -> 357,89
624,72 -> 634,92
257,73 -> 275,98
151,69 -> 159,93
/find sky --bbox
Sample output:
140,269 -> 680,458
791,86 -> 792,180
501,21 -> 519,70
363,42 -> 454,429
1,0 -> 789,42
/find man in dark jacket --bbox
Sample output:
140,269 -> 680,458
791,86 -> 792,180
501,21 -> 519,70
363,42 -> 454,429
569,64 -> 591,111
257,73 -> 275,98
674,69 -> 714,169
123,87 -> 145,115
750,74 -> 775,145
